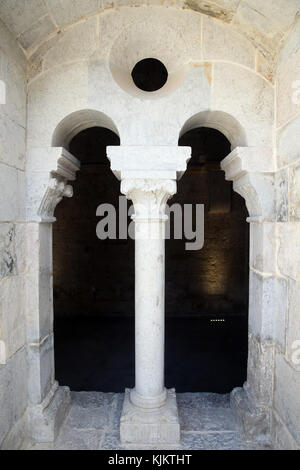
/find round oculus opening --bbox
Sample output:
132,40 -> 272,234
131,58 -> 168,92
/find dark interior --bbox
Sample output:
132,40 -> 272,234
131,58 -> 168,92
53,125 -> 249,393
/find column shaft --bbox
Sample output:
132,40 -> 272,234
134,219 -> 166,406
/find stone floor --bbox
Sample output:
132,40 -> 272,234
27,392 -> 270,450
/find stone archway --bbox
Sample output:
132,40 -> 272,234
25,110 -> 120,442
178,111 -> 277,444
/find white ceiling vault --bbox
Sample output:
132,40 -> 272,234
0,0 -> 299,62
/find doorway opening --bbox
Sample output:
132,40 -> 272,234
53,126 -> 135,392
164,127 -> 249,393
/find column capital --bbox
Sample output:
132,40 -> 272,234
121,178 -> 176,220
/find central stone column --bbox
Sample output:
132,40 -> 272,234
120,179 -> 179,445
127,180 -> 174,391
107,146 -> 191,445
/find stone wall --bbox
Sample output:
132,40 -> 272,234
271,18 -> 300,450
0,20 -> 28,449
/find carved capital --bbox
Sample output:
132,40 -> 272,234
121,179 -> 176,220
221,147 -> 275,221
38,177 -> 73,222
26,147 -> 80,222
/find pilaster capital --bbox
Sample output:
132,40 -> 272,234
221,147 -> 275,222
121,178 -> 176,220
38,176 -> 73,222
26,147 -> 80,223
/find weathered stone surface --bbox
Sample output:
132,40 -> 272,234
0,165 -> 23,222
28,383 -> 71,442
203,16 -> 255,68
0,275 -> 26,359
0,411 -> 28,450
48,0 -> 101,28
278,223 -> 300,281
27,334 -> 55,405
55,427 -> 103,450
246,333 -> 274,407
272,411 -> 300,450
277,115 -> 300,168
274,354 -> 300,446
0,0 -> 47,37
230,385 -> 270,443
289,163 -> 300,221
0,223 -> 16,279
184,0 -> 238,22
249,223 -> 277,274
27,62 -> 89,149
18,15 -> 56,50
212,63 -> 273,147
286,279 -> 300,368
181,431 -> 246,450
66,392 -> 116,429
276,19 -> 300,128
44,17 -> 98,70
177,393 -> 237,431
232,1 -> 283,59
0,347 -> 28,445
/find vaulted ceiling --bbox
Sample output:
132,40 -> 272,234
0,0 -> 299,62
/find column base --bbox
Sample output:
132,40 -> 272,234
230,383 -> 270,444
28,381 -> 71,443
120,388 -> 180,445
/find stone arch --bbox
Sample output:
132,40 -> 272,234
26,112 -> 121,442
51,109 -> 120,149
179,110 -> 248,149
178,114 -> 277,443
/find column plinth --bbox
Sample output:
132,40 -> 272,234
120,179 -> 180,445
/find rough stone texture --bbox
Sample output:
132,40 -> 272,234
230,385 -> 270,443
289,163 -> 300,221
203,16 -> 255,68
213,63 -> 273,147
18,15 -> 56,51
249,223 -> 277,274
27,391 -> 271,450
0,347 -> 28,448
27,382 -> 71,443
43,17 -> 98,70
273,354 -> 300,447
271,411 -> 300,450
248,272 -> 287,349
276,18 -> 300,129
278,223 -> 300,281
277,115 -> 300,169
